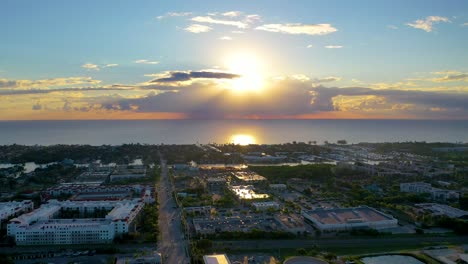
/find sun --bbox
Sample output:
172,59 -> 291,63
224,52 -> 265,93
230,134 -> 256,145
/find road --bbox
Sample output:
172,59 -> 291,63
157,157 -> 190,264
213,236 -> 468,251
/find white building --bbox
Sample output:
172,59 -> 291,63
252,201 -> 280,211
0,200 -> 34,228
7,199 -> 145,245
400,182 -> 460,201
302,206 -> 397,232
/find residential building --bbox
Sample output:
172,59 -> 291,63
0,200 -> 33,228
7,199 -> 145,245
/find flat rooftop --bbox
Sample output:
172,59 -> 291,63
72,191 -> 130,201
203,254 -> 231,264
230,185 -> 269,200
232,171 -> 266,182
304,206 -> 393,225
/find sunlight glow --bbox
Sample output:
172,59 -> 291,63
230,134 -> 256,145
224,52 -> 265,93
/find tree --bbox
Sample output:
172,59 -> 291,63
337,139 -> 347,145
296,248 -> 307,255
196,239 -> 213,252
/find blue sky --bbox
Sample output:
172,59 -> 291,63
1,0 -> 468,119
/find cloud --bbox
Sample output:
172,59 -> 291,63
307,44 -> 313,48
462,22 -> 468,26
191,16 -> 249,29
223,11 -> 241,17
134,59 -> 159,65
81,63 -> 118,70
219,36 -> 232,41
156,12 -> 192,20
325,45 -> 343,49
232,30 -> 244,34
32,102 -> 42,110
92,77 -> 468,119
432,73 -> 468,82
244,14 -> 261,24
0,77 -> 101,89
256,23 -> 337,35
387,25 -> 398,30
150,70 -> 240,83
313,76 -> 342,83
184,24 -> 213,33
0,87 -> 131,96
81,63 -> 100,70
406,16 -> 450,32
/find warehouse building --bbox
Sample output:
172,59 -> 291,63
302,206 -> 397,231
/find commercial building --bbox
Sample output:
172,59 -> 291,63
110,165 -> 147,182
7,199 -> 145,245
400,182 -> 432,193
203,254 -> 231,264
206,177 -> 227,193
400,182 -> 460,201
274,213 -> 306,234
302,206 -> 397,231
184,206 -> 212,216
232,171 -> 266,184
230,185 -> 269,200
252,201 -> 280,211
415,203 -> 468,218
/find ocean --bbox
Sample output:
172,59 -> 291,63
0,119 -> 467,145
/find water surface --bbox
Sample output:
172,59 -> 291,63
0,120 -> 466,145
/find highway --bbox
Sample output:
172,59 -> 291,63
157,157 -> 190,264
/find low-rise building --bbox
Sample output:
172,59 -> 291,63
230,185 -> 269,200
7,199 -> 145,245
252,201 -> 280,211
206,177 -> 227,193
302,206 -> 398,232
274,213 -> 306,234
400,182 -> 460,201
110,165 -> 147,182
203,254 -> 231,264
184,206 -> 212,216
415,203 -> 468,219
232,171 -> 267,184
0,200 -> 34,228
400,182 -> 432,193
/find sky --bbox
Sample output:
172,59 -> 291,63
1,0 -> 468,120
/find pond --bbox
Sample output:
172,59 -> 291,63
361,255 -> 424,264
